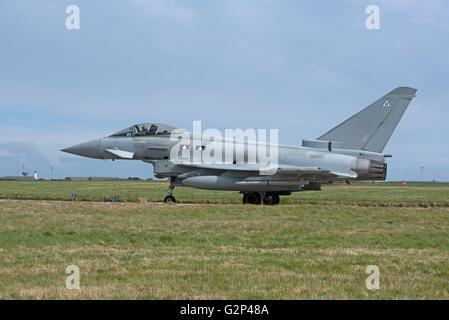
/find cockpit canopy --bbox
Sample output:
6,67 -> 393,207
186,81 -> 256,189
110,123 -> 177,137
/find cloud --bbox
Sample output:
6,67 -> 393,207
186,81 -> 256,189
0,124 -> 108,166
134,0 -> 197,21
0,1 -> 448,180
0,142 -> 155,179
0,149 -> 13,157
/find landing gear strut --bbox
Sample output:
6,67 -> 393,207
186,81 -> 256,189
164,177 -> 176,203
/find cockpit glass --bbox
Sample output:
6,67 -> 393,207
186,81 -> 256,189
110,123 -> 175,137
110,127 -> 134,137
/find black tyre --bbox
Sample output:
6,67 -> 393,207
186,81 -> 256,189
164,195 -> 176,203
263,194 -> 275,205
274,194 -> 280,205
248,193 -> 261,205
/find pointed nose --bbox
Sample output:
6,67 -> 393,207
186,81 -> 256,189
61,139 -> 103,158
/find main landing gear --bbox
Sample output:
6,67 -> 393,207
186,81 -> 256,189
164,177 -> 176,203
242,192 -> 280,205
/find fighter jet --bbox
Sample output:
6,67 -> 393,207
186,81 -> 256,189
62,87 -> 417,205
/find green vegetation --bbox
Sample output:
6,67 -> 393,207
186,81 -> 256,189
0,180 -> 448,206
0,181 -> 448,299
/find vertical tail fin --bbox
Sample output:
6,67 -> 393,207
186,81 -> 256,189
317,87 -> 417,153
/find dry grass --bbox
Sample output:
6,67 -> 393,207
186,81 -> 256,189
1,195 -> 449,299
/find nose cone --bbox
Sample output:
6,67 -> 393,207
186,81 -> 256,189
61,139 -> 103,159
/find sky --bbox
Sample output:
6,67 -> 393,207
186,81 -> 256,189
0,0 -> 448,180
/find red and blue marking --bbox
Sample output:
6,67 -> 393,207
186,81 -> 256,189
360,133 -> 369,143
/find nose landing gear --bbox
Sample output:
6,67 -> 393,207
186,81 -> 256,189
164,177 -> 176,203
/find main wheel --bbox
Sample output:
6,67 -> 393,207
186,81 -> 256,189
274,194 -> 280,205
242,194 -> 249,204
164,195 -> 176,203
263,193 -> 275,205
248,192 -> 261,205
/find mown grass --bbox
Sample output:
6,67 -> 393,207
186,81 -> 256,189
0,181 -> 448,299
0,180 -> 448,206
1,201 -> 449,299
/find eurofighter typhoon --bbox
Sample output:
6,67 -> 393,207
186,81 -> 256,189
62,87 -> 417,205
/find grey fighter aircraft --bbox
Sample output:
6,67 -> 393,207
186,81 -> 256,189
62,87 -> 417,205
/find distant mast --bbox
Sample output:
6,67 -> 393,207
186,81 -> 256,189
21,163 -> 29,176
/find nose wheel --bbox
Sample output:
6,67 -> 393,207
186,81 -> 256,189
164,195 -> 176,203
164,177 -> 176,203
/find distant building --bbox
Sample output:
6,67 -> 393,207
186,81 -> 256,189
65,177 -> 89,181
89,177 -> 119,181
0,176 -> 35,181
64,177 -> 119,181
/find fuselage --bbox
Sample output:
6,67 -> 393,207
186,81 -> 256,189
60,87 -> 416,204
62,132 -> 387,193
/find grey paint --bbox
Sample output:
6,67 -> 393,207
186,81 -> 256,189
318,87 -> 417,153
61,87 -> 417,202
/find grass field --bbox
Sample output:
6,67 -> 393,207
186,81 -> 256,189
0,181 -> 448,299
1,180 -> 448,206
